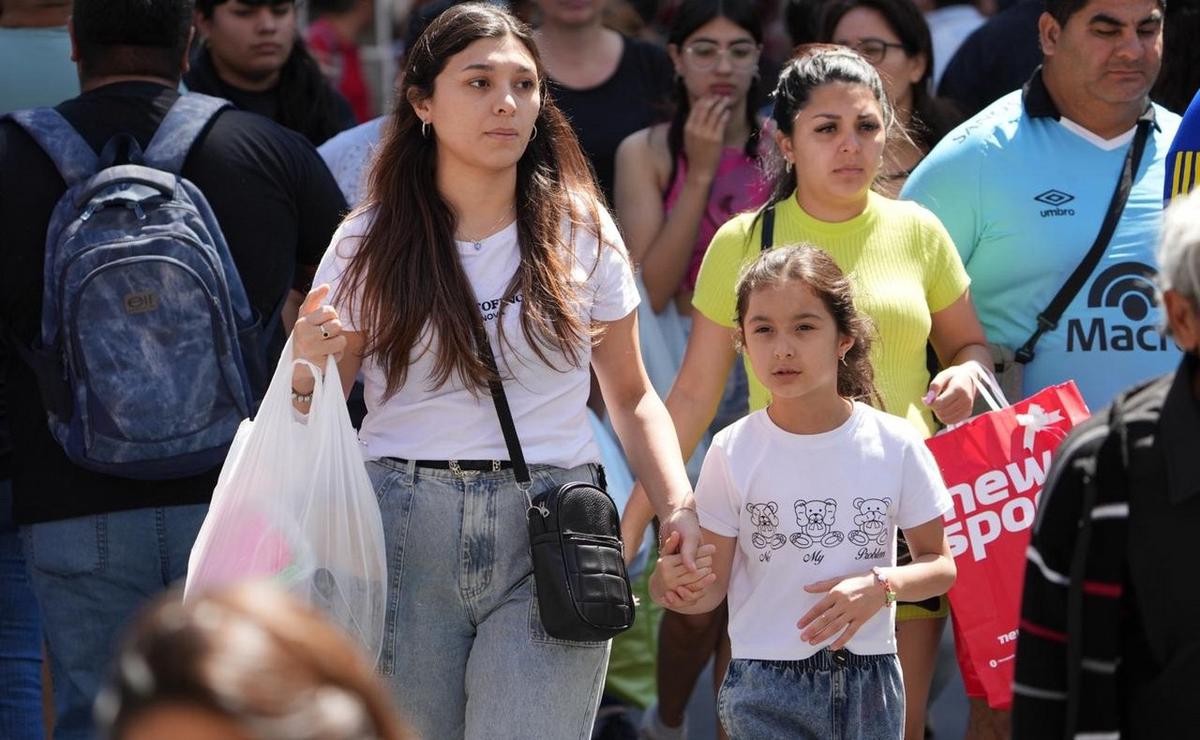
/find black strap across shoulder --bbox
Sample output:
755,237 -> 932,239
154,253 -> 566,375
470,320 -> 532,485
1014,118 -> 1153,365
760,204 -> 775,252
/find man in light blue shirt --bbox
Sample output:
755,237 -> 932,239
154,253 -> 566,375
0,1 -> 78,115
904,0 -> 1180,418
903,1 -> 1178,737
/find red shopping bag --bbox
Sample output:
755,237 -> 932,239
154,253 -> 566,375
925,380 -> 1090,710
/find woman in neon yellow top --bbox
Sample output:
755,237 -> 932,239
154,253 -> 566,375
624,45 -> 992,740
692,160 -> 969,437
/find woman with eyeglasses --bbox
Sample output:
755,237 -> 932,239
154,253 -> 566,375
613,4 -> 767,737
614,0 -> 769,317
821,0 -> 963,197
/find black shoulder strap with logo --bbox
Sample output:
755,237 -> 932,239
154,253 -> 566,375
760,204 -> 775,252
1014,118 -> 1153,365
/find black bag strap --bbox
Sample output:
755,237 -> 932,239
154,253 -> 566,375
760,204 -> 775,252
469,314 -> 532,483
1014,118 -> 1153,365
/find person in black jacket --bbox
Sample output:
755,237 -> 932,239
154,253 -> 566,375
188,0 -> 356,146
1014,189 -> 1200,738
0,2 -> 347,734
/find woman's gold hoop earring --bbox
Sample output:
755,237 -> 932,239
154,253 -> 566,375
421,121 -> 430,138
840,353 -> 848,366
530,124 -> 538,141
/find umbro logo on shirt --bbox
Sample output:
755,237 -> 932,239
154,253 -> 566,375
1034,189 -> 1076,217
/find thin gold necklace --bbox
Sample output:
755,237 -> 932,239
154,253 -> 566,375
458,206 -> 516,252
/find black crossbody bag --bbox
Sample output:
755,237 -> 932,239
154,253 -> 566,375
472,321 -> 635,643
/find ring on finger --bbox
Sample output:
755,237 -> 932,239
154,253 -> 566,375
320,323 -> 331,339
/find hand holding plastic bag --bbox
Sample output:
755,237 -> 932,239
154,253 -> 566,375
185,337 -> 387,664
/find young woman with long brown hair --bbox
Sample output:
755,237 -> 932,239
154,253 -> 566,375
288,5 -> 698,738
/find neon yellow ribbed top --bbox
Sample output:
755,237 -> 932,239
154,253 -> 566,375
692,191 -> 970,438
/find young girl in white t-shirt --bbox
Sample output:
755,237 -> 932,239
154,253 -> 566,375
651,244 -> 957,740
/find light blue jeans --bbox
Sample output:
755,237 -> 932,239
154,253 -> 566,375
20,504 -> 208,740
367,458 -> 611,740
719,649 -> 905,740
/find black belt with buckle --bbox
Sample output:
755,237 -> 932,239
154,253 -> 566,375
387,458 -> 513,472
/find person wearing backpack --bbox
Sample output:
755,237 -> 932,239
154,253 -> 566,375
1013,189 -> 1200,738
0,1 -> 346,736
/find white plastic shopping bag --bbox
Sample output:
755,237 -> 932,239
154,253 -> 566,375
185,337 -> 387,664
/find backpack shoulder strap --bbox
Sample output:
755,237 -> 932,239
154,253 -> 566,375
142,93 -> 231,174
4,108 -> 99,187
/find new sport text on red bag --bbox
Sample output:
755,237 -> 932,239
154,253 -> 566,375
942,450 -> 1052,562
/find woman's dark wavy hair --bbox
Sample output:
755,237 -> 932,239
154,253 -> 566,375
343,2 -> 604,396
820,0 -> 962,151
666,0 -> 765,179
759,44 -> 892,211
196,0 -> 349,146
734,244 -> 881,406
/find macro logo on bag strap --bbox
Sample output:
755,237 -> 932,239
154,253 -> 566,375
4,94 -> 274,479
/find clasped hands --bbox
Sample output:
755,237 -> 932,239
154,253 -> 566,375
652,533 -> 889,649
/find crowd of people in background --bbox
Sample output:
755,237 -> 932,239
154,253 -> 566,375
1,0 -> 1199,738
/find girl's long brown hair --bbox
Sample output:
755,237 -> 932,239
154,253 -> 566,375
341,3 -> 605,396
734,244 -> 882,406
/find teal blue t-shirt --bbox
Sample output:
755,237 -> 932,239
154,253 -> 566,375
903,79 -> 1182,410
0,27 -> 78,115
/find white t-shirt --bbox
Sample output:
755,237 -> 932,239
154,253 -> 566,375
311,205 -> 640,467
317,116 -> 385,207
696,403 -> 952,661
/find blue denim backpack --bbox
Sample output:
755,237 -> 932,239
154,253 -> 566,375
5,94 -> 274,479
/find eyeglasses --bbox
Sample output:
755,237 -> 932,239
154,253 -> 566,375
683,41 -> 761,71
842,38 -> 907,65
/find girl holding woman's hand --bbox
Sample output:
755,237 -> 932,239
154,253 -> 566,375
625,43 -> 990,740
650,245 -> 956,739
